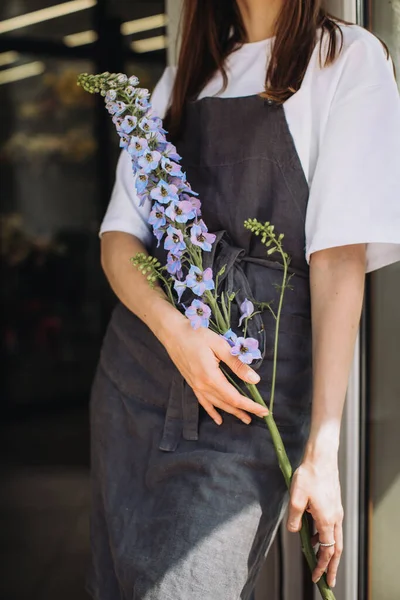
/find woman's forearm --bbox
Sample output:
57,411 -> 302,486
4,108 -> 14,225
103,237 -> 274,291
305,244 -> 366,459
101,231 -> 186,343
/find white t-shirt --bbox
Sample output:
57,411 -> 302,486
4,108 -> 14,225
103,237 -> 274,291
100,23 -> 400,273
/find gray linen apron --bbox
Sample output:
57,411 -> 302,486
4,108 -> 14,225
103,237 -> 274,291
88,95 -> 313,600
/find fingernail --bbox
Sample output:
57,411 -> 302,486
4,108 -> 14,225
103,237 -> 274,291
332,579 -> 336,588
248,371 -> 260,383
260,409 -> 269,416
215,418 -> 222,426
242,417 -> 251,425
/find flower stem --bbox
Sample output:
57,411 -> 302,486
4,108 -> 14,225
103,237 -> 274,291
246,383 -> 336,600
158,273 -> 176,306
246,384 -> 292,487
269,248 -> 288,413
205,290 -> 229,332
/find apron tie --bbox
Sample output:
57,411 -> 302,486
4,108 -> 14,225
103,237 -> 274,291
202,231 -> 267,369
159,376 -> 199,452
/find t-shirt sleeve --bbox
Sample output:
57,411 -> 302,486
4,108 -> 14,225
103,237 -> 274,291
99,66 -> 176,244
305,34 -> 400,273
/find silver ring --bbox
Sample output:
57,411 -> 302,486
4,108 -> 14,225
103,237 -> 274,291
319,541 -> 336,548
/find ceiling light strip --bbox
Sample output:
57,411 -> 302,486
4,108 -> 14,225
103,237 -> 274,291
0,61 -> 45,85
132,35 -> 168,54
121,14 -> 168,36
0,0 -> 97,35
0,51 -> 19,67
64,29 -> 98,47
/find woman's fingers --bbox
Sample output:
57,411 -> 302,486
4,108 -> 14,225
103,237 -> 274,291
194,371 -> 266,422
197,391 -> 251,426
213,370 -> 268,418
197,395 -> 223,426
312,522 -> 336,584
209,394 -> 252,424
326,522 -> 343,588
287,478 -> 309,532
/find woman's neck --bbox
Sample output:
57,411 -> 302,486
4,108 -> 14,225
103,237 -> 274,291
237,0 -> 283,42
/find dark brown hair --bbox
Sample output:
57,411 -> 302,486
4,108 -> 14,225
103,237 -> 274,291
165,1 -> 387,138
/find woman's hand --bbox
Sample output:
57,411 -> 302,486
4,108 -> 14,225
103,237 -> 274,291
100,232 -> 267,424
160,316 -> 268,425
287,453 -> 343,589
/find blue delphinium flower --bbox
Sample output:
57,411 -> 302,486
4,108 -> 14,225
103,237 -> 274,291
238,298 -> 255,327
135,96 -> 151,111
119,135 -> 130,149
120,115 -> 137,134
166,177 -> 197,199
106,89 -> 117,102
165,199 -> 196,223
138,149 -> 161,173
186,266 -> 215,296
152,130 -> 167,146
178,193 -> 201,218
116,101 -> 127,114
161,157 -> 183,178
95,73 -> 219,315
139,117 -> 158,134
190,220 -> 216,251
148,203 -> 166,229
231,337 -> 262,364
222,329 -> 238,347
185,300 -> 212,330
112,114 -> 123,128
106,102 -> 118,115
164,142 -> 181,162
136,87 -> 150,98
125,85 -> 136,98
173,278 -> 187,301
106,100 -> 126,115
153,226 -> 165,247
148,114 -> 166,132
164,226 -> 186,254
135,171 -> 148,194
166,253 -> 182,276
189,195 -> 202,217
150,180 -> 179,205
128,136 -> 148,157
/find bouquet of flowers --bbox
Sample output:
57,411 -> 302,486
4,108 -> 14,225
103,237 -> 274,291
78,71 -> 337,600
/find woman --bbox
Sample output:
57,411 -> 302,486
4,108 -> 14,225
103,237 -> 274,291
88,1 -> 400,599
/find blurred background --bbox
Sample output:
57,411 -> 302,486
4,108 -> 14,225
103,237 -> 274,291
0,2 -> 398,600
0,2 -> 166,599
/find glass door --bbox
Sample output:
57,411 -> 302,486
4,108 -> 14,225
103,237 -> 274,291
0,0 -> 166,411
